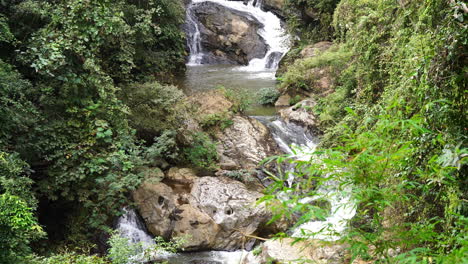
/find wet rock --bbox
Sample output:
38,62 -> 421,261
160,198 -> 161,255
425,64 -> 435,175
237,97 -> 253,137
166,167 -> 198,185
216,116 -> 279,170
190,176 -> 270,250
263,0 -> 286,19
279,99 -> 318,130
242,238 -> 346,264
192,2 -> 268,65
265,51 -> 283,69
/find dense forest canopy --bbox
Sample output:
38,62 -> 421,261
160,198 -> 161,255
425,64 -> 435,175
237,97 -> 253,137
0,0 -> 466,263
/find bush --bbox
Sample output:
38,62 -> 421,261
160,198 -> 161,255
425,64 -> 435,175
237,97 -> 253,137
257,87 -> 280,105
0,194 -> 44,264
120,82 -> 186,142
184,132 -> 219,171
200,113 -> 234,130
144,130 -> 180,163
218,87 -> 252,113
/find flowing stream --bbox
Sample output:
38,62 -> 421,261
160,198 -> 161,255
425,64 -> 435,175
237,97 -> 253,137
116,0 -> 355,263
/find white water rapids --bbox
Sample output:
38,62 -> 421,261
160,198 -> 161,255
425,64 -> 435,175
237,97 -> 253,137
255,117 -> 356,241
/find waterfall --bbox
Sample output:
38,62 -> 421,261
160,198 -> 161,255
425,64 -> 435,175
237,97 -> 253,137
253,116 -> 356,241
186,6 -> 204,65
116,208 -> 155,247
186,0 -> 289,70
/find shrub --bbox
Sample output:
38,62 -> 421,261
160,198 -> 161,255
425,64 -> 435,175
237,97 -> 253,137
145,130 -> 179,163
257,87 -> 280,105
0,194 -> 44,264
218,86 -> 252,113
184,132 -> 219,171
288,95 -> 302,106
200,113 -> 233,130
120,82 -> 186,142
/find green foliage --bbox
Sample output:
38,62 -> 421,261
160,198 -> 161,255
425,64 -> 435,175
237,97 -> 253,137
285,0 -> 340,43
120,82 -> 187,142
223,170 -> 256,183
279,45 -> 352,95
289,95 -> 302,106
200,113 -> 234,130
107,232 -> 184,264
0,193 -> 45,264
184,132 -> 219,171
257,87 -> 281,105
267,0 -> 467,262
0,0 -> 188,252
219,86 -> 252,113
27,252 -> 108,264
0,15 -> 14,43
145,130 -> 180,163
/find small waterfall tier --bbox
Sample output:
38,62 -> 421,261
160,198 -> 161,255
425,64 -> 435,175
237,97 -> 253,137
185,0 -> 289,70
116,208 -> 155,247
254,116 -> 356,241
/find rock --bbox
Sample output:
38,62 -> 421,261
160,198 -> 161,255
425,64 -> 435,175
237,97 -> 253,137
134,175 -> 279,251
305,66 -> 334,96
274,94 -> 291,107
300,41 -> 333,58
172,204 -> 220,250
279,99 -> 318,130
190,176 -> 270,250
219,161 -> 240,170
164,168 -> 198,204
188,90 -> 233,117
216,116 -> 279,170
166,167 -> 198,185
132,181 -> 177,239
277,41 -> 333,78
262,0 -> 285,19
242,238 -> 346,264
192,2 -> 268,65
265,51 -> 283,69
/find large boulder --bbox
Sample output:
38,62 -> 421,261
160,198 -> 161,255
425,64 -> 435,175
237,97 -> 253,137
190,176 -> 270,250
132,181 -> 177,239
188,90 -> 233,117
192,2 -> 268,65
133,173 -> 277,251
216,116 -> 279,170
172,204 -> 220,249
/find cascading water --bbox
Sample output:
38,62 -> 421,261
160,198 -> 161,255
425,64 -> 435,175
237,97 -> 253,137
186,6 -> 204,65
254,116 -> 356,241
116,208 -> 155,247
186,0 -> 289,70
